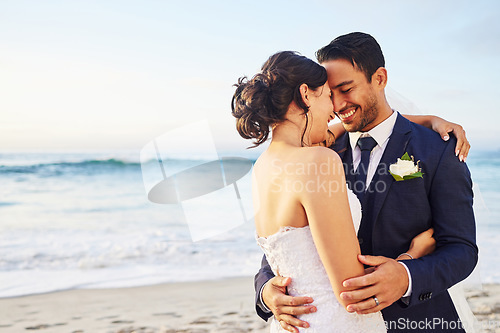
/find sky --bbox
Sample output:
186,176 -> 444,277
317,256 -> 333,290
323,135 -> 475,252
1,0 -> 499,154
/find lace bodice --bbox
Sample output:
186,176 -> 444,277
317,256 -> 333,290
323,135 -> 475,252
257,187 -> 386,332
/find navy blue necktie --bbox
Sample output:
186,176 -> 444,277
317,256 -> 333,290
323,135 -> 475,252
354,136 -> 377,200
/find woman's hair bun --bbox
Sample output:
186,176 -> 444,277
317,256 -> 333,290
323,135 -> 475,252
231,51 -> 327,148
231,73 -> 276,147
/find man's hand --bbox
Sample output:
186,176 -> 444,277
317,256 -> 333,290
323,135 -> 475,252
339,255 -> 409,314
262,276 -> 316,332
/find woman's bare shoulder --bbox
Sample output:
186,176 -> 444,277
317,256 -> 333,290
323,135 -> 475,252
297,146 -> 342,166
253,146 -> 343,179
283,147 -> 345,184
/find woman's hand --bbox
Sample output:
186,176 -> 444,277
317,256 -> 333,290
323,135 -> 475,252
429,116 -> 470,162
403,115 -> 470,162
399,228 -> 436,260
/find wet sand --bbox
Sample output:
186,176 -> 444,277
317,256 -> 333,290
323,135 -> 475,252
0,277 -> 267,333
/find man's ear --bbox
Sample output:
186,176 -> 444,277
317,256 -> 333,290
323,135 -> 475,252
371,67 -> 388,90
299,83 -> 311,107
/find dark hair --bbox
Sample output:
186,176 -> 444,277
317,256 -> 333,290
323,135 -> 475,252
231,51 -> 327,147
315,32 -> 385,82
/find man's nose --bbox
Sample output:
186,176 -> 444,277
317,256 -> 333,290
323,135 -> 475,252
332,94 -> 346,113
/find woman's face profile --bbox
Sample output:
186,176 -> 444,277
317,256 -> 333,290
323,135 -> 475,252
308,82 -> 335,144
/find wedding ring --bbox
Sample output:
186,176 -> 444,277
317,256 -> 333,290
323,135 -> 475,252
373,296 -> 380,306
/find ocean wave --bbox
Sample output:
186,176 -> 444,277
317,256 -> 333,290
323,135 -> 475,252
0,158 -> 141,175
0,157 -> 256,177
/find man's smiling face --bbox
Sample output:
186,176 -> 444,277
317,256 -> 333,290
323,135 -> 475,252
322,58 -> 380,132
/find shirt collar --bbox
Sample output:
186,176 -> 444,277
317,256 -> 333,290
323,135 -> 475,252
348,110 -> 398,150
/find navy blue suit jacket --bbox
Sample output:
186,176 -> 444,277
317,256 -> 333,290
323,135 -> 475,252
254,113 -> 478,332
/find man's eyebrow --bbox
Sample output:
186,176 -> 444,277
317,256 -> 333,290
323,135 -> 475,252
333,80 -> 354,89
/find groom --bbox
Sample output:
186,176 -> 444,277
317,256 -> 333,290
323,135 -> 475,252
254,32 -> 478,332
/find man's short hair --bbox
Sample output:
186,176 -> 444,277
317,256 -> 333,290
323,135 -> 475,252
316,32 -> 385,82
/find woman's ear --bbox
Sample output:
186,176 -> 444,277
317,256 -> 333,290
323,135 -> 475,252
299,83 -> 311,107
371,67 -> 388,90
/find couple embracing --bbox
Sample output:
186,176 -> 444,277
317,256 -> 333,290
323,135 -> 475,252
232,32 -> 477,332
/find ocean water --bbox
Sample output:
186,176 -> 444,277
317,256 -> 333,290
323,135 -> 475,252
0,150 -> 498,298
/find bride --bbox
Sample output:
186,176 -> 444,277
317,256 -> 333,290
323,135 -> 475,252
231,51 -> 470,332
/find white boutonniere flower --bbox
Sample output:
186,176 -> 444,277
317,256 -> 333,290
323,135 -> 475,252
389,152 -> 423,181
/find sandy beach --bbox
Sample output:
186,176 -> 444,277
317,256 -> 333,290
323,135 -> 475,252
1,277 -> 500,333
0,277 -> 268,333
465,285 -> 500,333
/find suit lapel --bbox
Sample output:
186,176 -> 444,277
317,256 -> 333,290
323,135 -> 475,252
365,113 -> 412,226
331,133 -> 355,190
331,133 -> 349,160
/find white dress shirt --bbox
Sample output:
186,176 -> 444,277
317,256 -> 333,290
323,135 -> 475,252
348,110 -> 412,298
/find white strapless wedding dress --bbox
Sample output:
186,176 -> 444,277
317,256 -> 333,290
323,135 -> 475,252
257,187 -> 386,332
